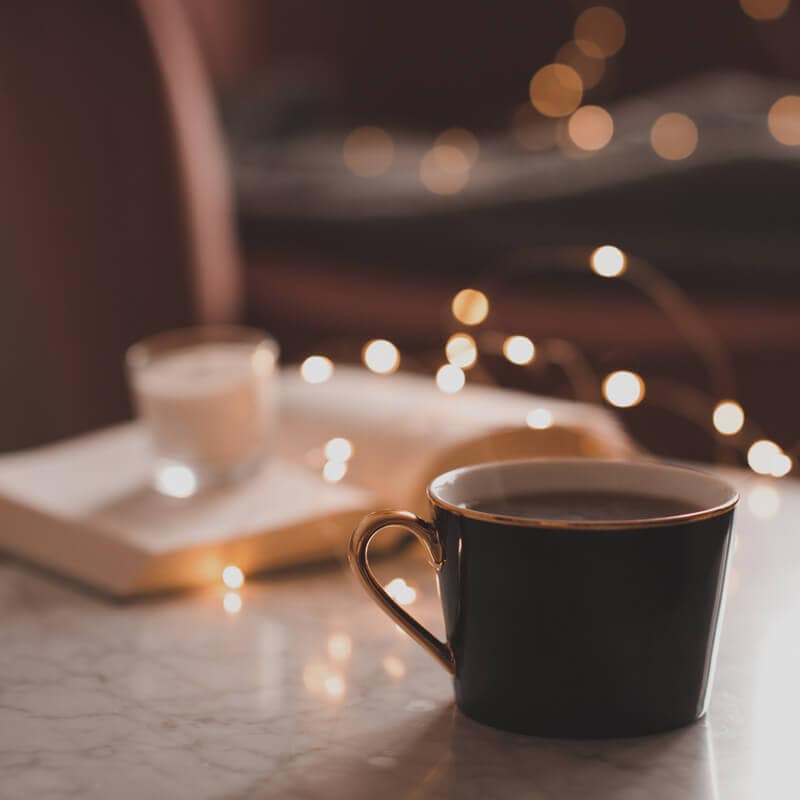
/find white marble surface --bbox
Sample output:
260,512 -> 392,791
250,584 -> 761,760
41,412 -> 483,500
1,470 -> 799,799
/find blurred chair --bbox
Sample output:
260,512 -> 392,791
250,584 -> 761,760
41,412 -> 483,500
0,0 -> 240,452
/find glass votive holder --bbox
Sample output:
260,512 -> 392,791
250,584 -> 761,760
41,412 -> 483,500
126,325 -> 279,497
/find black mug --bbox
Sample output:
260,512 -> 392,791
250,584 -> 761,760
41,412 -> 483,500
349,459 -> 738,738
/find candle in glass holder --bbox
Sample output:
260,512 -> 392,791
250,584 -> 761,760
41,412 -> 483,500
127,326 -> 279,496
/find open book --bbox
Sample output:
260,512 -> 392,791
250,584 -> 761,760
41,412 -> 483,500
0,367 -> 637,597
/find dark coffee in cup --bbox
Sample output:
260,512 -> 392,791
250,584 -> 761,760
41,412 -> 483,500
349,459 -> 738,738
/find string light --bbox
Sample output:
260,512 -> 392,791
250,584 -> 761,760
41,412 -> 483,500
747,439 -> 783,475
445,333 -> 478,369
650,113 -> 698,161
529,63 -> 584,118
342,126 -> 394,177
327,634 -> 353,662
574,7 -> 626,57
770,453 -> 792,478
740,0 -> 789,21
434,128 -> 479,166
556,40 -> 605,90
590,245 -> 626,277
767,96 -> 800,146
382,656 -> 407,679
568,105 -> 614,151
384,578 -> 417,606
712,401 -> 745,435
526,407 -> 554,429
420,145 -> 471,195
362,339 -> 400,374
603,370 -> 645,408
322,460 -> 348,483
223,591 -> 242,614
451,288 -> 489,325
502,335 -> 536,365
436,364 -> 466,394
301,355 -> 334,384
324,437 -> 353,463
222,564 -> 245,590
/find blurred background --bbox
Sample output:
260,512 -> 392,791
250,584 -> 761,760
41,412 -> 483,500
1,0 -> 798,474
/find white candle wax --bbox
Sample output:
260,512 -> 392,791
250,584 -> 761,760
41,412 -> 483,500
132,342 -> 277,474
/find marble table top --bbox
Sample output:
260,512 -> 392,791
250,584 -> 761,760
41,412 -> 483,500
1,469 -> 799,799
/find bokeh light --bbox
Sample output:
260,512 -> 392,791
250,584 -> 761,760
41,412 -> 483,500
327,633 -> 353,662
436,364 -> 466,394
574,7 -> 627,57
154,463 -> 198,498
556,40 -> 606,90
222,564 -> 244,590
747,484 -> 781,519
529,63 -> 584,118
324,437 -> 353,463
768,96 -> 800,145
568,105 -> 614,151
502,335 -> 536,365
323,673 -> 346,699
590,244 -> 626,277
526,407 -> 554,430
451,288 -> 489,325
420,144 -> 471,195
382,656 -> 407,679
323,460 -> 348,483
342,126 -> 394,177
223,591 -> 242,614
712,401 -> 745,435
603,370 -> 646,408
747,439 -> 783,475
445,333 -> 478,369
770,453 -> 793,478
510,103 -> 557,151
362,339 -> 400,374
384,577 -> 417,606
740,0 -> 790,20
301,355 -> 334,384
434,128 -> 480,165
650,113 -> 698,160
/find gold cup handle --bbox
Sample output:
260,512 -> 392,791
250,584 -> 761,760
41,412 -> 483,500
348,511 -> 456,674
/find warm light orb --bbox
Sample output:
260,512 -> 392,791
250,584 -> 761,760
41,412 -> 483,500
436,364 -> 466,394
451,288 -> 489,325
434,128 -> 480,166
223,591 -> 242,614
324,437 -> 353,463
420,145 -> 471,195
510,103 -> 557,151
574,6 -> 627,57
301,355 -> 334,384
568,105 -> 614,151
770,453 -> 793,478
603,370 -> 645,408
502,335 -> 536,365
556,40 -> 606,90
327,633 -> 353,662
222,564 -> 245,590
767,96 -> 800,146
747,439 -> 783,475
323,460 -> 347,483
529,63 -> 584,118
154,463 -> 198,498
323,673 -> 346,699
362,339 -> 400,374
650,113 -> 698,161
342,126 -> 394,177
590,244 -> 626,277
384,578 -> 417,606
445,333 -> 478,369
747,484 -> 781,519
740,0 -> 790,20
382,655 -> 407,679
526,407 -> 554,430
712,401 -> 745,436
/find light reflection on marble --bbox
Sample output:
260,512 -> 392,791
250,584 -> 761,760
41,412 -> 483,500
1,472 -> 799,799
